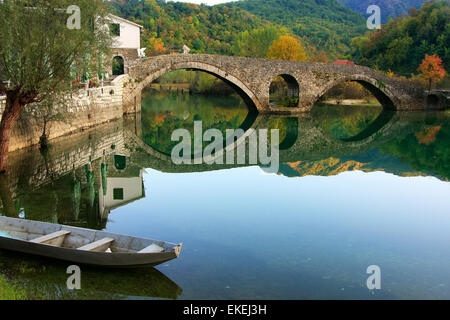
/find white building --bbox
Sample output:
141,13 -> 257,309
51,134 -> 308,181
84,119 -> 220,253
108,14 -> 143,51
107,15 -> 144,76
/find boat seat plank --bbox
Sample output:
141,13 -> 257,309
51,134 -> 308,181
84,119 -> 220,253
77,237 -> 114,252
138,243 -> 164,253
30,230 -> 71,247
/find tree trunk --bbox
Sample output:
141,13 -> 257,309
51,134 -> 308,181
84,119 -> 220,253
0,174 -> 17,217
0,94 -> 24,173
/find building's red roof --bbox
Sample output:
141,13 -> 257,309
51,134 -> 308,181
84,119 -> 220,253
333,60 -> 356,65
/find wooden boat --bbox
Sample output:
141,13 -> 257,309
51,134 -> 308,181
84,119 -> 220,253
0,216 -> 182,267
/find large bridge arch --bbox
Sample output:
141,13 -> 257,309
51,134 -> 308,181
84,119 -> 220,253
315,74 -> 400,110
126,61 -> 262,112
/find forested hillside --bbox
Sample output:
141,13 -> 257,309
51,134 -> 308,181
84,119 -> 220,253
111,0 -> 448,81
339,0 -> 428,23
112,0 -> 367,59
351,0 -> 449,75
111,0 -> 272,55
226,0 -> 366,58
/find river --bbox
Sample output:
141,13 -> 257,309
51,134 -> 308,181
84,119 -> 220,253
0,89 -> 449,299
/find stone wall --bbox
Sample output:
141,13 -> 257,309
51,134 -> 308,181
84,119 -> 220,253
5,119 -> 128,198
1,74 -> 131,152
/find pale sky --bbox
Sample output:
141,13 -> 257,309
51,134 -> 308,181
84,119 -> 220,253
168,0 -> 238,5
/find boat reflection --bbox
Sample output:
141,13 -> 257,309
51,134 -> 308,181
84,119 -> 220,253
0,250 -> 182,300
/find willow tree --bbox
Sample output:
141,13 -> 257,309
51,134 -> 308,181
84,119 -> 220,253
0,0 -> 112,172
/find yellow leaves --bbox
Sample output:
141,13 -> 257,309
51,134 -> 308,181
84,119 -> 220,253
267,36 -> 308,61
147,37 -> 166,56
386,70 -> 395,78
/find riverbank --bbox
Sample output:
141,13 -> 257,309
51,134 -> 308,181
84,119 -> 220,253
319,98 -> 382,107
0,75 -> 133,153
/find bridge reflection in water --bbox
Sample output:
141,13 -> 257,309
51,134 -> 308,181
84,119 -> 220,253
1,106 -> 448,225
0,103 -> 449,298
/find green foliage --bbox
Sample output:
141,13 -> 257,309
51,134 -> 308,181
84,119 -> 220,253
381,120 -> 450,180
157,70 -> 235,95
351,1 -> 450,74
112,56 -> 124,75
338,0 -> 428,23
140,91 -> 249,155
232,26 -> 287,58
0,274 -> 27,300
112,0 -> 368,59
311,105 -> 383,140
0,0 -> 112,96
111,0 -> 272,55
227,0 -> 367,59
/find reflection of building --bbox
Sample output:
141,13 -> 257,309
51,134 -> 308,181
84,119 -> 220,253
98,155 -> 146,220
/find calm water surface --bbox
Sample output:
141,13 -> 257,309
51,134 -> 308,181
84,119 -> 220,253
0,89 -> 449,299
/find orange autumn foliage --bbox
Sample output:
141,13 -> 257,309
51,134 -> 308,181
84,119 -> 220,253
417,54 -> 446,90
416,126 -> 442,145
147,37 -> 167,56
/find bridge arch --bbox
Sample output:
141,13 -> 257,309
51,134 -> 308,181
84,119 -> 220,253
317,75 -> 399,110
269,74 -> 300,108
127,61 -> 262,112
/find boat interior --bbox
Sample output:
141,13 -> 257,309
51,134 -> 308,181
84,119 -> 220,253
0,216 -> 174,254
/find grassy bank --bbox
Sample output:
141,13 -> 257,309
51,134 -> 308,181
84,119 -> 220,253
0,274 -> 26,300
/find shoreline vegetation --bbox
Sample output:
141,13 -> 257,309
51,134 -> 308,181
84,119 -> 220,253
151,70 -> 237,96
152,70 -> 384,107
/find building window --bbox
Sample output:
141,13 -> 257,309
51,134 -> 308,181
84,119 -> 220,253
110,23 -> 120,37
113,188 -> 124,200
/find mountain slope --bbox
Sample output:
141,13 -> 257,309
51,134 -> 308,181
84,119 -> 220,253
111,0 -> 273,55
351,0 -> 450,74
225,0 -> 366,58
338,0 -> 429,23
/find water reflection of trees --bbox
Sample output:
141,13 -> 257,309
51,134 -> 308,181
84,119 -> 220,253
381,119 -> 450,180
140,91 -> 250,155
136,93 -> 450,181
0,106 -> 449,229
311,104 -> 384,140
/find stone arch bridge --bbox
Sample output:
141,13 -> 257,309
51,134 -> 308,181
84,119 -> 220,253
123,54 -> 428,114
